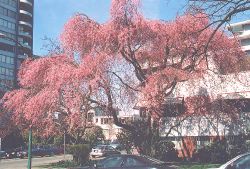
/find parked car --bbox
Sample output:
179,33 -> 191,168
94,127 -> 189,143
209,152 -> 250,169
5,148 -> 19,159
90,145 -> 121,158
30,145 -> 63,157
0,150 -> 6,159
16,148 -> 28,158
109,140 -> 123,150
71,154 -> 174,169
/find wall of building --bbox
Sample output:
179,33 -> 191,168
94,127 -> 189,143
0,0 -> 33,90
88,108 -> 140,141
158,67 -> 250,157
229,20 -> 250,55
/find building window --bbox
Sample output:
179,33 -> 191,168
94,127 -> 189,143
0,55 -> 14,64
241,39 -> 250,47
0,66 -> 14,77
95,118 -> 98,123
0,78 -> 13,87
0,6 -> 16,19
104,118 -> 108,124
139,107 -> 147,118
0,42 -> 15,53
0,30 -> 15,40
0,0 -> 17,8
87,113 -> 94,122
0,18 -> 15,30
243,24 -> 250,32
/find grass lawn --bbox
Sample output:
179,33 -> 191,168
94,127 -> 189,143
36,160 -> 78,168
177,163 -> 221,169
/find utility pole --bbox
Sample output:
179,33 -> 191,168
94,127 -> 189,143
27,127 -> 32,169
0,137 -> 1,151
64,131 -> 66,160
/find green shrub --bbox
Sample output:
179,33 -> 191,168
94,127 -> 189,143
193,136 -> 250,163
227,134 -> 248,159
67,144 -> 90,165
209,138 -> 229,163
193,146 -> 211,163
193,138 -> 228,163
84,126 -> 105,147
155,141 -> 179,161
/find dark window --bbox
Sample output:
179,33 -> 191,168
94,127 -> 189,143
0,0 -> 17,7
0,6 -> 16,18
163,103 -> 185,117
0,54 -> 14,64
0,42 -> 15,52
103,118 -> 108,124
0,66 -> 14,76
0,30 -> 15,40
87,113 -> 94,122
241,39 -> 250,46
139,107 -> 147,117
0,18 -> 15,30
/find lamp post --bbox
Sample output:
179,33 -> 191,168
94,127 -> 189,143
27,126 -> 32,169
0,33 -> 32,169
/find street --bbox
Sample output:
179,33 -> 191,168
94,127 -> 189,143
0,155 -> 72,169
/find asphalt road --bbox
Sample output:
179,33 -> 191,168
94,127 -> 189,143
0,154 -> 72,169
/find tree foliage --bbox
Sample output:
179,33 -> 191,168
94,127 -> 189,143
1,0 -> 245,137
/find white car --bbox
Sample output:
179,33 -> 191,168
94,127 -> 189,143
90,145 -> 121,158
209,153 -> 250,169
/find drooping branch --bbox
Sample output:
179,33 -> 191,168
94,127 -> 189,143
110,71 -> 141,92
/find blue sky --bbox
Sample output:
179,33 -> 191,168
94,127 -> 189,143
33,0 -> 250,56
33,0 -> 187,56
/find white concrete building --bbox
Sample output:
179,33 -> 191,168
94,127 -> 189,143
228,20 -> 250,55
158,67 -> 250,157
87,108 -> 140,141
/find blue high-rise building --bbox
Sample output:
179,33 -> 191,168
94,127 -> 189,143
0,0 -> 33,91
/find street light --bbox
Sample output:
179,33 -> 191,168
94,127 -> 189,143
0,32 -> 32,169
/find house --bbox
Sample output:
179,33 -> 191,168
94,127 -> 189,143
158,65 -> 250,157
87,107 -> 140,141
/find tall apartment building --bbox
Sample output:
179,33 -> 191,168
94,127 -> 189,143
0,0 -> 33,91
228,20 -> 250,55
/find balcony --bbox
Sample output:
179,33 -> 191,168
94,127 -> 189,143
19,31 -> 32,39
19,21 -> 32,28
19,10 -> 32,17
21,43 -> 31,50
20,0 -> 33,7
18,53 -> 28,59
242,45 -> 250,51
